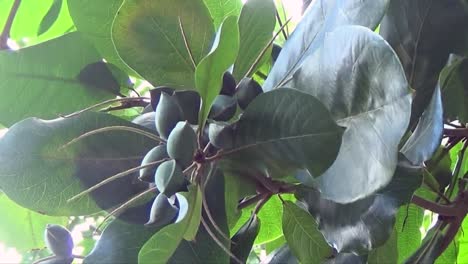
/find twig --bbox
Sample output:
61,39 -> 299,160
0,0 -> 21,49
275,10 -> 288,40
253,193 -> 272,215
444,128 -> 468,138
411,195 -> 457,216
201,217 -> 242,264
60,97 -> 150,118
178,17 -> 197,70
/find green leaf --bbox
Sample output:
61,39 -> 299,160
138,185 -> 202,263
439,54 -> 468,124
67,0 -> 137,76
263,245 -> 298,264
230,214 -> 261,263
401,87 -> 443,165
0,193 -> 67,252
287,26 -> 411,203
203,0 -> 243,29
282,201 -> 332,263
38,0 -> 63,35
0,0 -> 74,47
457,217 -> 468,263
84,219 -> 159,264
196,16 -> 240,128
232,0 -> 276,81
296,155 -> 423,255
0,112 -> 155,216
380,0 -> 468,126
263,0 -> 389,91
0,32 -> 116,126
113,0 -> 214,88
395,203 -> 425,263
225,88 -> 343,180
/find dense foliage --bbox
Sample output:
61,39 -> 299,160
0,0 -> 467,263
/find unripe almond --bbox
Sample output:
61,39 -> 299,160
155,159 -> 187,197
155,93 -> 183,139
44,224 -> 74,258
235,78 -> 263,109
145,193 -> 179,228
166,121 -> 197,168
208,95 -> 237,121
139,145 -> 169,182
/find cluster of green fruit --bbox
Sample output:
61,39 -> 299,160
36,224 -> 74,264
136,72 -> 264,229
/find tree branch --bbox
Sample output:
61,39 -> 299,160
444,128 -> 468,138
411,195 -> 457,216
0,0 -> 21,50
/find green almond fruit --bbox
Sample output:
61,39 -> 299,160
208,123 -> 234,149
220,71 -> 236,96
235,77 -> 263,110
145,193 -> 179,228
155,93 -> 183,139
167,121 -> 197,168
44,224 -> 74,258
173,90 -> 201,125
150,86 -> 175,110
208,95 -> 237,121
132,112 -> 157,132
231,214 -> 261,263
155,159 -> 187,196
139,145 -> 169,182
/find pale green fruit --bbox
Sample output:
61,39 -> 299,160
139,145 -> 169,182
44,224 -> 74,258
235,77 -> 263,109
155,159 -> 187,196
145,193 -> 179,228
167,121 -> 197,168
155,93 -> 182,139
208,95 -> 237,121
208,123 -> 234,149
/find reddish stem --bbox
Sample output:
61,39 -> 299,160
0,0 -> 21,49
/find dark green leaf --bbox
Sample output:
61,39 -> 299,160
287,26 -> 411,203
282,201 -> 333,263
324,253 -> 368,264
138,186 -> 202,263
232,0 -> 276,81
38,0 -> 63,35
84,219 -> 159,264
296,155 -> 423,255
77,61 -> 124,97
401,87 -> 443,165
380,0 -> 468,126
368,228 -> 398,264
225,88 -> 343,180
113,0 -> 214,88
439,54 -> 468,123
168,166 -> 230,263
263,0 -> 389,91
203,0 -> 243,29
0,193 -> 68,252
196,16 -> 240,128
0,112 -> 155,216
230,214 -> 260,263
67,0 -> 137,75
0,32 -> 115,126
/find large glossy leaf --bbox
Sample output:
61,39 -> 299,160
0,0 -> 74,47
0,32 -> 117,126
367,228 -> 397,264
439,54 -> 468,124
263,0 -> 389,91
380,0 -> 468,126
401,87 -> 443,165
38,0 -> 63,35
84,219 -> 158,264
138,186 -> 202,263
282,201 -> 333,263
67,0 -> 137,75
113,0 -> 214,88
296,155 -> 423,255
168,167 -> 230,263
225,88 -> 344,180
287,26 -> 411,203
0,193 -> 68,252
196,16 -> 239,128
0,112 -> 155,216
231,0 -> 276,81
202,0 -> 243,29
